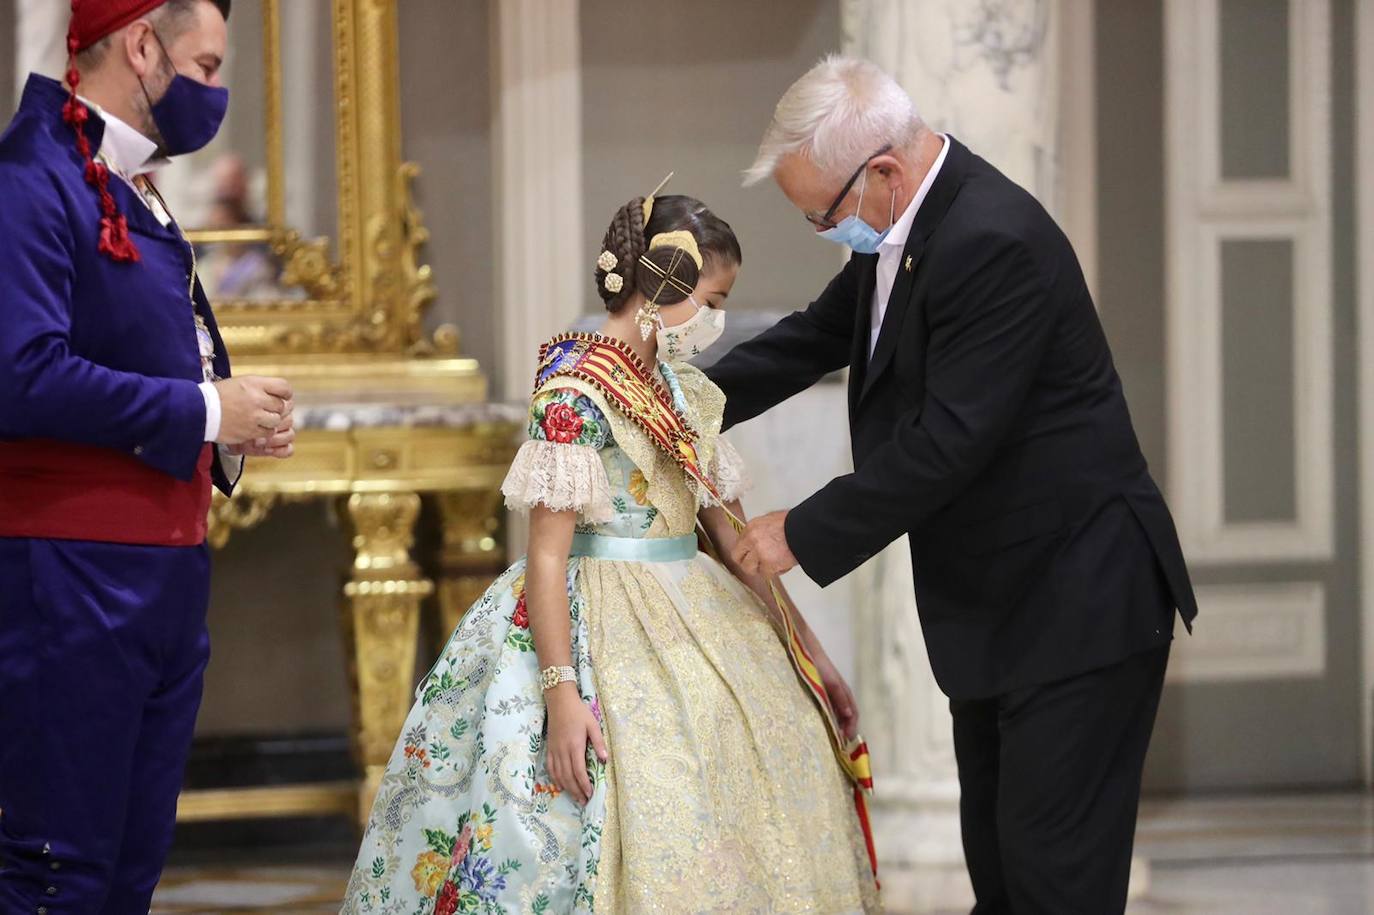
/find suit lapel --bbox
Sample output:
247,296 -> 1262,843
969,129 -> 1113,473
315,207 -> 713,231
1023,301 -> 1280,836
860,232 -> 926,405
857,136 -> 970,408
848,254 -> 879,415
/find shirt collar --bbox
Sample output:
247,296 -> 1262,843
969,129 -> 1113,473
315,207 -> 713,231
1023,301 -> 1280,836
79,96 -> 166,178
880,133 -> 951,251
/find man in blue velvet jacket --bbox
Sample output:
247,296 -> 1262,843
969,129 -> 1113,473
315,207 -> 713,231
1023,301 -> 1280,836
0,1 -> 297,910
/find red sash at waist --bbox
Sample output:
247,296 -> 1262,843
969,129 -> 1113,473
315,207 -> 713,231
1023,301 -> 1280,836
0,440 -> 214,546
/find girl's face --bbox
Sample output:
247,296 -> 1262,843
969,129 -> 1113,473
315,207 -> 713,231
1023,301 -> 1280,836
657,260 -> 738,329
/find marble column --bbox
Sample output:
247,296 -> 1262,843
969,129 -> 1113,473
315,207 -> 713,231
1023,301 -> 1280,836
15,0 -> 69,104
843,0 -> 1061,207
840,2 -> 1070,910
489,0 -> 585,404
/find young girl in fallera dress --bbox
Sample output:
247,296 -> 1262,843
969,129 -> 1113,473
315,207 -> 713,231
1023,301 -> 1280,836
340,188 -> 881,915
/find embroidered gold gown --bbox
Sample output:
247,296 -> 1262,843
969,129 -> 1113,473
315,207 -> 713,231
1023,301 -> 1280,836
341,337 -> 880,915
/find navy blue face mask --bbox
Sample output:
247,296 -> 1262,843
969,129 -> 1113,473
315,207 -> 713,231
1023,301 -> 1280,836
141,29 -> 229,156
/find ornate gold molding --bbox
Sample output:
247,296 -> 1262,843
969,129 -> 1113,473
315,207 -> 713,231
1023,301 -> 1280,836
434,489 -> 508,636
340,491 -> 434,816
192,0 -> 447,370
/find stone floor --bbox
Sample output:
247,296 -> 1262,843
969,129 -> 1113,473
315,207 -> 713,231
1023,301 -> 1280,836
152,792 -> 1374,914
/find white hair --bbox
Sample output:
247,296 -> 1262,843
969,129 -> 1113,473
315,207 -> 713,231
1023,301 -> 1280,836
744,54 -> 925,187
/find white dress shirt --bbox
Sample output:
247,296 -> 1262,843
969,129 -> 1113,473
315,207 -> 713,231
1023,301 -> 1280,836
870,134 -> 951,357
86,100 -> 224,444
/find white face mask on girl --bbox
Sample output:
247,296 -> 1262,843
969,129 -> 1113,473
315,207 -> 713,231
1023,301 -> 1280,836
657,295 -> 726,361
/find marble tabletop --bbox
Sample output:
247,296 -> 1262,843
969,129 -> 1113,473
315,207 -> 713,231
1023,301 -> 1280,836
296,400 -> 526,432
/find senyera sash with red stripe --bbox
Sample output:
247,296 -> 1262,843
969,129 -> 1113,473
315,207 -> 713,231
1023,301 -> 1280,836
535,333 -> 879,877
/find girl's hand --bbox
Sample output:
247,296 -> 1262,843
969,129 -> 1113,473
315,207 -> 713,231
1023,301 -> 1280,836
545,684 -> 608,805
812,650 -> 860,742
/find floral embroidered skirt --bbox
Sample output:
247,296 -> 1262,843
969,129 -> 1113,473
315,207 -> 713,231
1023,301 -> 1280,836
340,551 -> 881,915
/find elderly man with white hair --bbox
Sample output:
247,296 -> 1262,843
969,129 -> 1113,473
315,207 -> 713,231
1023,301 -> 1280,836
710,55 -> 1197,914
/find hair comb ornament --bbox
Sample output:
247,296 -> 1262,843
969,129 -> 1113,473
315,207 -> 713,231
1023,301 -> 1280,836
647,230 -> 703,269
597,250 -> 618,271
642,172 -> 675,223
604,272 -> 624,293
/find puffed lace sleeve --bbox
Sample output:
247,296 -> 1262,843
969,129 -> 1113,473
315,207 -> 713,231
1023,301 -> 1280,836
501,387 -> 616,523
710,435 -> 752,503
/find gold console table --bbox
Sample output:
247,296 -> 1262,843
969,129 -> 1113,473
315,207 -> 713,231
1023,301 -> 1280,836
177,393 -> 523,824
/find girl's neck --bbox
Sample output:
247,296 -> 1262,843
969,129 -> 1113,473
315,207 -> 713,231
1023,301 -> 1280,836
599,305 -> 659,369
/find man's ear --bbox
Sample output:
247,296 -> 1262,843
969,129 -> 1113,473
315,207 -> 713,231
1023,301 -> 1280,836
870,153 -> 904,184
870,157 -> 906,199
123,21 -> 158,80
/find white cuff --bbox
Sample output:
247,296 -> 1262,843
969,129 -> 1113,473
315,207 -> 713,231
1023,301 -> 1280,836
217,445 -> 245,486
199,381 -> 221,442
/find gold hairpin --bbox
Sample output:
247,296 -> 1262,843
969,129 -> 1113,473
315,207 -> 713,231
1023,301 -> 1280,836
642,171 -> 675,223
639,254 -> 696,297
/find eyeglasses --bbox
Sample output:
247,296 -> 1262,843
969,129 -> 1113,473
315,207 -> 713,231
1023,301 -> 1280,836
804,144 -> 893,230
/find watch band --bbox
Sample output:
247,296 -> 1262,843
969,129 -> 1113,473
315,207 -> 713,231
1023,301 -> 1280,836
540,665 -> 577,692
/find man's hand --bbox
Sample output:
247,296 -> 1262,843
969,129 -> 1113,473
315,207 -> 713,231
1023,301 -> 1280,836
731,509 -> 798,577
223,402 -> 295,459
214,375 -> 293,448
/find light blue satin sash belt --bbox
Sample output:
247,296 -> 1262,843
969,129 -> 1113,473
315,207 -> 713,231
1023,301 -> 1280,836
570,532 -> 698,563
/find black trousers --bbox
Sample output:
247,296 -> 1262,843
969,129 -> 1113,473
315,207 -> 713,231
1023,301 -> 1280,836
950,642 -> 1170,914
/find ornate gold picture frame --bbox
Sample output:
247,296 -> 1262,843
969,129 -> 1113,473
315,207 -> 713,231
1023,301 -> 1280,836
189,0 -> 479,399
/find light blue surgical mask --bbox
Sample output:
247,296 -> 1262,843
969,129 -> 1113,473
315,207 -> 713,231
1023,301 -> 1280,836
817,168 -> 895,255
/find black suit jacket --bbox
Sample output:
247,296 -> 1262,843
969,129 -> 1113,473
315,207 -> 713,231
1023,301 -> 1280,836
707,138 -> 1196,700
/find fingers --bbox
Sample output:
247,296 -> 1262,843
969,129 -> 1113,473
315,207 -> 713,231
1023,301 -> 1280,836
731,534 -> 760,573
547,751 -> 565,799
838,702 -> 858,741
259,428 -> 295,449
238,427 -> 296,460
838,686 -> 859,740
256,376 -> 294,400
546,742 -> 590,805
587,719 -> 608,765
571,747 -> 592,803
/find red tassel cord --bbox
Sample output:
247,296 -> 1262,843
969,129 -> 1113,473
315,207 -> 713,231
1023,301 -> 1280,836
63,23 -> 140,264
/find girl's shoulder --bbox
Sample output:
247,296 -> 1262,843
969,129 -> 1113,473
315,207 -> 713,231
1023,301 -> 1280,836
661,361 -> 725,436
526,382 -> 614,450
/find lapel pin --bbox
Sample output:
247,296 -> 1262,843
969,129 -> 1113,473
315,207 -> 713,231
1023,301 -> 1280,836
904,255 -> 913,272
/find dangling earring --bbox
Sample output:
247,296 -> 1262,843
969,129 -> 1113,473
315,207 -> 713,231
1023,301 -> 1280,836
636,299 -> 660,341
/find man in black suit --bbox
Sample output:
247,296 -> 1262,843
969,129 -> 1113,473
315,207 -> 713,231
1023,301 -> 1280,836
712,55 -> 1197,914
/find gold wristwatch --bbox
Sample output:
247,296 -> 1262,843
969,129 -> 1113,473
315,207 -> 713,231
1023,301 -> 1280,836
540,665 -> 577,692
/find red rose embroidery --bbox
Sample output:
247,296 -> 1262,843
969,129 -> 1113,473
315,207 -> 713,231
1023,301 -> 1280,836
434,880 -> 460,915
512,593 -> 529,629
541,402 -> 584,444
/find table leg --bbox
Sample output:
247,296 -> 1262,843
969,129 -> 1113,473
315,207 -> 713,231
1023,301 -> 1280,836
433,488 -> 508,643
340,491 -> 433,824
